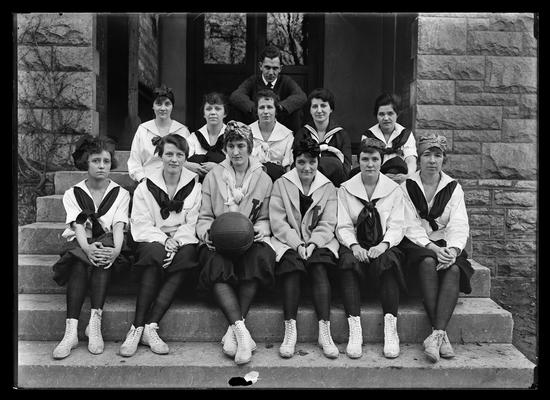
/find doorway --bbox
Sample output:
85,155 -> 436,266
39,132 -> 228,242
186,13 -> 324,131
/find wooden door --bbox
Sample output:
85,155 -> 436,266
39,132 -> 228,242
186,13 -> 324,131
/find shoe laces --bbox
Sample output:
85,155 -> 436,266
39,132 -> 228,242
125,325 -> 141,344
431,330 -> 444,346
348,316 -> 362,345
282,320 -> 296,346
146,323 -> 164,345
89,310 -> 102,337
319,320 -> 336,346
384,315 -> 398,344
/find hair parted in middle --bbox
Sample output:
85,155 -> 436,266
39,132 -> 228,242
153,133 -> 189,158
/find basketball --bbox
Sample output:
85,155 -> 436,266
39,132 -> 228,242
209,212 -> 255,256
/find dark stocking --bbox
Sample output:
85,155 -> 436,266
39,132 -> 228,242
238,279 -> 259,319
379,269 -> 399,317
339,269 -> 361,317
133,266 -> 161,327
213,282 -> 242,324
434,265 -> 460,330
282,271 -> 301,320
89,267 -> 112,310
309,264 -> 331,321
418,257 -> 439,326
66,261 -> 89,319
146,270 -> 186,324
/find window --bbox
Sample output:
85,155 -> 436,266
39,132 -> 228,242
204,13 -> 247,64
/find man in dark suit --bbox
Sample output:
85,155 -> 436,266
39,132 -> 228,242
229,45 -> 307,133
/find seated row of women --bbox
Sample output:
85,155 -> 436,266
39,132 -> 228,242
51,119 -> 472,369
127,85 -> 417,188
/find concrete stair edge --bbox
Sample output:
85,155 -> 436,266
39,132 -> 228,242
17,341 -> 536,389
18,294 -> 513,343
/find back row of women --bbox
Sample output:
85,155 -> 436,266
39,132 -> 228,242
51,85 -> 472,368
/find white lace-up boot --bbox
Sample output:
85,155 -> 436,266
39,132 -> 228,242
346,315 -> 363,359
439,330 -> 455,359
85,308 -> 104,355
318,320 -> 339,359
221,325 -> 238,357
423,329 -> 445,363
383,313 -> 400,358
279,319 -> 297,358
142,322 -> 169,354
232,320 -> 253,365
120,325 -> 144,357
53,318 -> 79,359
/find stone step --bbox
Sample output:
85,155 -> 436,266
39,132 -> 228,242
17,254 -> 492,298
18,223 -> 66,254
54,171 -> 135,194
17,341 -> 535,388
36,195 -> 66,223
18,294 -> 512,344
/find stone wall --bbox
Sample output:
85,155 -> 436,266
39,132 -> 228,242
413,13 -> 537,361
17,13 -> 99,224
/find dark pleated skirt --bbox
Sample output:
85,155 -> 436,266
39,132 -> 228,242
197,241 -> 276,291
275,247 -> 337,277
337,244 -> 408,293
132,241 -> 200,275
397,237 -> 473,294
52,232 -> 132,286
318,155 -> 347,187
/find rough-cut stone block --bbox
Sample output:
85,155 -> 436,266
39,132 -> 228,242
458,179 -> 479,187
482,143 -> 536,179
416,80 -> 455,104
417,105 -> 502,130
18,133 -> 81,169
519,94 -> 537,119
455,92 -> 519,106
17,108 -> 52,133
454,130 -> 502,142
522,33 -> 538,56
418,17 -> 467,54
453,142 -> 480,154
515,181 -> 537,190
417,55 -> 485,80
17,13 -> 94,46
496,257 -> 536,278
51,109 -> 99,135
464,190 -> 491,206
473,240 -> 536,258
456,80 -> 484,93
502,119 -> 536,143
489,13 -> 534,32
18,70 -> 96,109
485,57 -> 537,94
478,179 -> 514,187
53,46 -> 94,72
445,154 -> 481,179
495,191 -> 536,207
506,209 -> 537,232
469,213 -> 505,228
17,45 -> 52,71
468,31 -> 523,56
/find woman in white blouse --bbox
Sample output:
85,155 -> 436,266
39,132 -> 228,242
52,136 -> 131,360
351,93 -> 417,184
127,85 -> 193,183
399,133 -> 473,363
186,92 -> 229,180
336,137 -> 406,360
249,89 -> 294,182
120,134 -> 202,357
